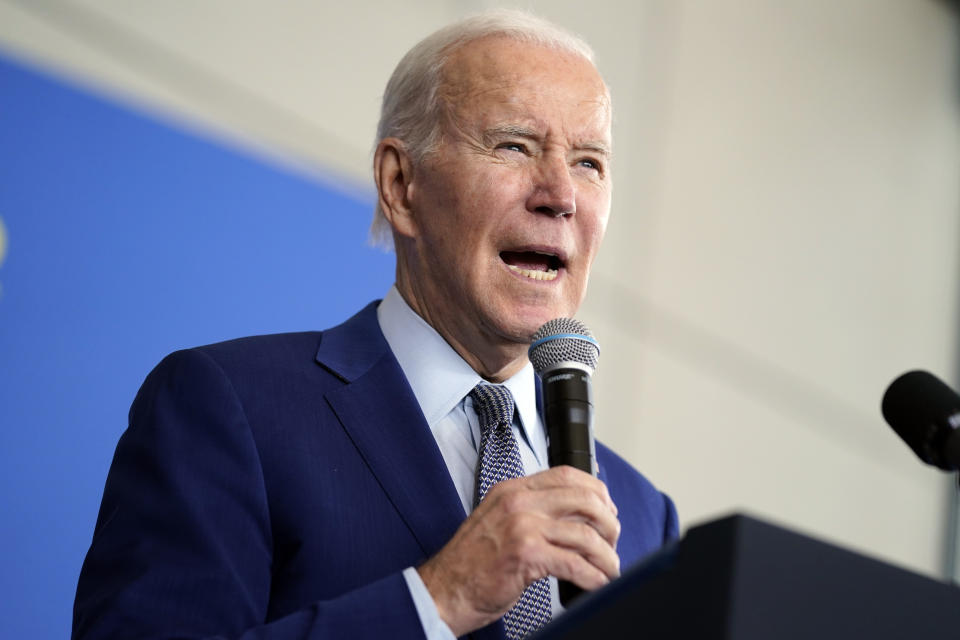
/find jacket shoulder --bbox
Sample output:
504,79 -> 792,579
195,331 -> 324,369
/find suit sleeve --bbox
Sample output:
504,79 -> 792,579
661,492 -> 680,543
72,349 -> 426,640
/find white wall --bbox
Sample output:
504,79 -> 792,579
3,0 -> 957,578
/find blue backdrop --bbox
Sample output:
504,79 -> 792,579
0,50 -> 394,639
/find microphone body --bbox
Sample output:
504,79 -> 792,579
542,367 -> 597,476
881,370 -> 960,471
529,318 -> 600,607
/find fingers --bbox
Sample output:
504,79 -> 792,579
419,465 -> 623,637
482,467 -> 621,547
542,518 -> 621,583
488,508 -> 619,587
521,465 -> 617,513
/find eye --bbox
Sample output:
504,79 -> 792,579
577,157 -> 603,173
497,142 -> 528,154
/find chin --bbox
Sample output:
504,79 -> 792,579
480,278 -> 581,341
499,302 -> 571,343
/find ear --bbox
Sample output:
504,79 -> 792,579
374,138 -> 418,239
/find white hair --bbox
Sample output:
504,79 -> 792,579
369,9 -> 597,250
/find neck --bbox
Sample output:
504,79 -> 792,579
393,275 -> 528,384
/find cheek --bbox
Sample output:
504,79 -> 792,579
578,214 -> 609,264
457,175 -> 520,239
592,217 -> 610,253
583,193 -> 611,255
416,180 -> 474,252
477,162 -> 531,202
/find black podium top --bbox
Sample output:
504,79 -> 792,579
536,514 -> 960,639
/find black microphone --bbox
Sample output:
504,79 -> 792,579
529,317 -> 600,606
881,370 -> 960,471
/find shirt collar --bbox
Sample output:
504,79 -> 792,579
377,286 -> 543,456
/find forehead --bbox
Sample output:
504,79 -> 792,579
439,37 -> 611,141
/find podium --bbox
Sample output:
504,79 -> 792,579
536,514 -> 960,639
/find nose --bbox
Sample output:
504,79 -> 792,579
526,154 -> 576,218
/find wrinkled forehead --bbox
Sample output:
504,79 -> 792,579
438,36 -> 612,137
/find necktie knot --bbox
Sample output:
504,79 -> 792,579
470,383 -> 521,506
469,383 -> 515,434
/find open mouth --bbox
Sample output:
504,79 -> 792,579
500,250 -> 564,282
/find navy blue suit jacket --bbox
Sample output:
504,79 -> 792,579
73,302 -> 678,639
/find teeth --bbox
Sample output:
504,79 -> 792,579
507,264 -> 559,281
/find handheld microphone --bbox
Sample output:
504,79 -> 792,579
881,370 -> 960,471
529,318 -> 600,606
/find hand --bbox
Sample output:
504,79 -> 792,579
417,465 -> 621,636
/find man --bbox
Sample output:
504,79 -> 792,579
73,10 -> 677,640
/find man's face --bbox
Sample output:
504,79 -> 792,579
400,36 -> 612,355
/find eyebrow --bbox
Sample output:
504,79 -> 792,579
482,125 -> 611,157
577,141 -> 612,157
482,124 -> 539,143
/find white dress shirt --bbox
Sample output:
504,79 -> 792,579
376,286 -> 561,639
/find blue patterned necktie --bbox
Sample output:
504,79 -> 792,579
470,383 -> 552,640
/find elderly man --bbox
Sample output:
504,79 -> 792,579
73,10 -> 676,640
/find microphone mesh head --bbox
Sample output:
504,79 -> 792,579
528,318 -> 599,375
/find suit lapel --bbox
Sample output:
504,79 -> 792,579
318,304 -> 578,640
316,303 -> 467,558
